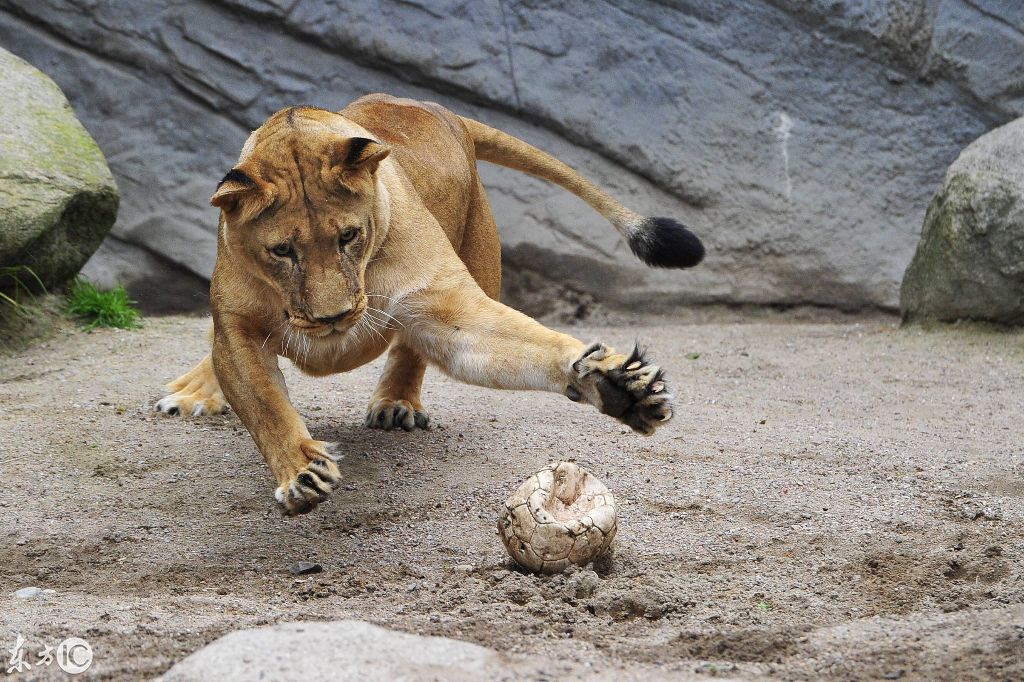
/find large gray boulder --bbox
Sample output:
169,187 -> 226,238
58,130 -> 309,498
901,118 -> 1024,324
0,1 -> 1021,311
0,47 -> 118,292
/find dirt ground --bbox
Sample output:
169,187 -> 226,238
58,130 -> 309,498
1,310 -> 1022,680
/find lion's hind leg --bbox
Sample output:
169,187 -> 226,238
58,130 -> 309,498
365,342 -> 430,431
155,354 -> 228,417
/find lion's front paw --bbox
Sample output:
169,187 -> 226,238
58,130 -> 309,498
155,362 -> 228,417
275,441 -> 343,516
155,391 -> 228,417
365,398 -> 430,431
569,343 -> 673,435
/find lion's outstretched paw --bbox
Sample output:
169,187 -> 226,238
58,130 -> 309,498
275,442 -> 343,516
365,398 -> 430,431
570,343 -> 673,435
154,391 -> 229,417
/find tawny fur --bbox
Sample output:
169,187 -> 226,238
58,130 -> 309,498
157,94 -> 680,515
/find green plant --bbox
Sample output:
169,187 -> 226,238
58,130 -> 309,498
0,265 -> 46,315
66,278 -> 141,330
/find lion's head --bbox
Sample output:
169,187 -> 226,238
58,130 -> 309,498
211,106 -> 391,338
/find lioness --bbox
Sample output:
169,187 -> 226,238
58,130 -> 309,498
157,94 -> 704,515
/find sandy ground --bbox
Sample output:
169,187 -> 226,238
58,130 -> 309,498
1,312 -> 1022,680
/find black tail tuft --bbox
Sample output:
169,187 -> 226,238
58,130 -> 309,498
628,217 -> 705,268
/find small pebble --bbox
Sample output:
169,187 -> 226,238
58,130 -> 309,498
289,561 -> 322,576
961,502 -> 1001,521
565,569 -> 601,599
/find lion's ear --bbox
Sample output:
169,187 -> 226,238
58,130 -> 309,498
211,168 -> 273,220
338,137 -> 391,175
211,169 -> 255,209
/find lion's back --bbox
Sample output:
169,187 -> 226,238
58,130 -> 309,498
342,94 -> 476,248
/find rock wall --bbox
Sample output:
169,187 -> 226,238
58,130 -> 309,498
0,0 -> 1020,311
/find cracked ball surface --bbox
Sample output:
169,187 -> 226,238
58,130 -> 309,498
498,462 -> 617,574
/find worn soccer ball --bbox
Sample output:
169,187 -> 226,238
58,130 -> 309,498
498,462 -> 617,574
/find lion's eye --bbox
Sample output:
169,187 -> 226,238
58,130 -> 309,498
339,227 -> 358,247
270,243 -> 294,258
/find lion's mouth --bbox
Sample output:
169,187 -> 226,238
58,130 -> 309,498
284,298 -> 367,339
291,322 -> 333,337
288,320 -> 337,337
287,313 -> 362,338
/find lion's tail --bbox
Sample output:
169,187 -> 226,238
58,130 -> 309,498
459,116 -> 704,268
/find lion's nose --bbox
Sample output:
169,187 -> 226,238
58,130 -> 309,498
315,308 -> 353,325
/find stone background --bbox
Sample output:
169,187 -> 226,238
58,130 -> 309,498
0,0 -> 1021,312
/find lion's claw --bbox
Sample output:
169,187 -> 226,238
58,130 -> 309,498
155,392 -> 228,417
156,356 -> 228,418
275,445 -> 343,516
365,398 -> 430,431
571,344 -> 674,435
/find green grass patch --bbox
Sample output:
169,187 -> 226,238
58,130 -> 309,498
66,278 -> 141,330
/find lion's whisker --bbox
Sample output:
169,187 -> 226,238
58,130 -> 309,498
363,310 -> 396,329
262,318 -> 289,351
366,322 -> 387,345
357,313 -> 389,345
366,305 -> 405,328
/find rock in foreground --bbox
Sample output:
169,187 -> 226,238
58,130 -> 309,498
0,47 -> 117,291
901,117 -> 1024,325
160,620 -> 510,682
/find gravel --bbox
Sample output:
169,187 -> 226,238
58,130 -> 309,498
0,311 -> 1021,680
